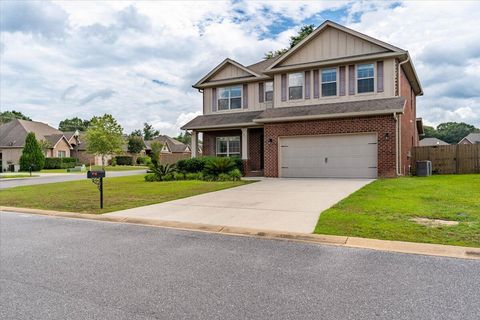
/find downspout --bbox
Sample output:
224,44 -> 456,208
394,55 -> 410,176
393,113 -> 401,176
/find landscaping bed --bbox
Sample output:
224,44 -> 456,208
314,174 -> 480,247
0,175 -> 250,214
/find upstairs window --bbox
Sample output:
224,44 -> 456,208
321,68 -> 337,96
265,81 -> 273,102
218,86 -> 242,110
216,136 -> 240,157
357,64 -> 374,93
288,73 -> 303,100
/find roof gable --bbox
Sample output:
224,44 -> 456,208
0,119 -> 63,147
194,58 -> 262,88
268,20 -> 405,70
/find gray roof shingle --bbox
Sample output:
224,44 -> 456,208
0,119 -> 64,147
462,132 -> 480,144
182,98 -> 405,130
419,137 -> 449,146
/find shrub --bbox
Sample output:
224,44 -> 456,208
144,173 -> 159,182
218,173 -> 231,181
177,157 -> 206,173
60,157 -> 76,169
137,156 -> 151,165
110,157 -> 117,166
20,132 -> 45,171
203,157 -> 236,177
228,168 -> 242,181
115,156 -> 133,165
185,172 -> 203,180
147,162 -> 176,181
43,158 -> 62,169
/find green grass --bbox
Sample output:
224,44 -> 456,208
0,175 -> 250,214
315,174 -> 480,247
40,165 -> 148,173
0,174 -> 39,179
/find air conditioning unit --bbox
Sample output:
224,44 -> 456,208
416,160 -> 432,177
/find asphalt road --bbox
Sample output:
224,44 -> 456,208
1,212 -> 479,320
0,170 -> 147,189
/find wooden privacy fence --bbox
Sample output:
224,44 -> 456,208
412,144 -> 480,174
159,153 -> 190,165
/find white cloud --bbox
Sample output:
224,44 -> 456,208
1,0 -> 479,138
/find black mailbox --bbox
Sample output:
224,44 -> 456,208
87,170 -> 105,178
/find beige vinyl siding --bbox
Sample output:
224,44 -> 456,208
279,26 -> 388,67
203,82 -> 270,115
273,58 -> 395,108
209,63 -> 251,81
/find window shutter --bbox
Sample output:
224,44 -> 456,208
377,61 -> 384,92
211,87 -> 217,112
281,74 -> 287,101
313,70 -> 319,98
305,70 -> 311,99
339,66 -> 346,96
348,65 -> 355,95
259,82 -> 264,103
243,84 -> 248,109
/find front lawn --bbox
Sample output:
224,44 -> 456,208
0,175 -> 250,214
315,174 -> 480,247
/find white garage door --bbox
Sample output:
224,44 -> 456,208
279,133 -> 378,178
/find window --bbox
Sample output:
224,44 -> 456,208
216,136 -> 240,157
218,86 -> 242,111
288,73 -> 303,100
321,68 -> 337,96
58,150 -> 66,158
357,63 -> 374,93
265,81 -> 273,102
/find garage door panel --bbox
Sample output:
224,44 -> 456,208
279,134 -> 377,178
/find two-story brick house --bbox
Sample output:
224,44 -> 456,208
182,21 -> 424,178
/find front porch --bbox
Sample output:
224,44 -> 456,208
191,127 -> 264,176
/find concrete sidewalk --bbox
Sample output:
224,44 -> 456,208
105,178 -> 373,233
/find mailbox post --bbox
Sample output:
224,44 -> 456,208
87,170 -> 106,209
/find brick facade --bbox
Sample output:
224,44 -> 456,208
202,129 -> 242,156
263,115 -> 398,178
399,65 -> 418,175
248,128 -> 263,171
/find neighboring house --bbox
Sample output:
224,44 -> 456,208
145,135 -> 191,154
182,20 -> 423,178
419,137 -> 449,146
0,119 -> 75,172
458,133 -> 480,144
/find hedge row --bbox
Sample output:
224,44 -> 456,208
44,157 -> 77,169
115,156 -> 133,165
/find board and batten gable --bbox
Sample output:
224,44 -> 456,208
278,26 -> 389,67
273,58 -> 396,108
208,63 -> 253,81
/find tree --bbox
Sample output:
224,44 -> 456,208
149,141 -> 163,165
0,110 -> 31,124
127,134 -> 145,163
19,132 -> 45,173
175,131 -> 191,145
264,24 -> 315,59
58,117 -> 90,132
143,122 -> 160,140
436,122 -> 479,144
423,122 -> 479,144
85,114 -> 124,169
131,129 -> 143,137
38,140 -> 52,155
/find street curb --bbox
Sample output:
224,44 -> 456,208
2,206 -> 480,260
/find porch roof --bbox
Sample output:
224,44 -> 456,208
182,97 -> 405,130
181,110 -> 263,130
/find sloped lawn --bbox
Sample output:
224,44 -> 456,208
315,174 -> 480,247
0,175 -> 250,214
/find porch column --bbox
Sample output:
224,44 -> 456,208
191,130 -> 197,158
241,128 -> 248,160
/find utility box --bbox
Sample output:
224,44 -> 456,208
416,160 -> 432,176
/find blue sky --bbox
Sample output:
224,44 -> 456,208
1,0 -> 479,135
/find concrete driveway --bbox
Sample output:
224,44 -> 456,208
106,178 -> 373,233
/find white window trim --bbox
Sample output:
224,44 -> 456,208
321,67 -> 338,97
217,85 -> 243,111
356,63 -> 376,95
216,136 -> 241,157
288,72 -> 304,101
57,150 -> 66,158
264,81 -> 274,102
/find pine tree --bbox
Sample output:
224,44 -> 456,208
19,132 -> 45,171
